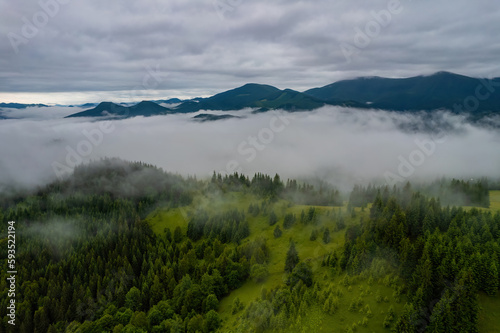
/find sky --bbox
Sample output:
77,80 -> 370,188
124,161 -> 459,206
1,0 -> 500,104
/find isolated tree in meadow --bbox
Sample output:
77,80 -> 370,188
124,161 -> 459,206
274,225 -> 282,238
306,207 -> 316,224
283,213 -> 296,229
323,228 -> 331,244
251,264 -> 269,283
269,211 -> 278,226
285,241 -> 300,273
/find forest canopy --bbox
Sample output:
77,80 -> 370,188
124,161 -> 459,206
0,159 -> 498,332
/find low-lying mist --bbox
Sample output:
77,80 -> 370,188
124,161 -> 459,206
1,106 -> 499,192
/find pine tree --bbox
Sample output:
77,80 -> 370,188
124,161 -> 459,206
452,270 -> 479,333
484,260 -> 499,296
323,228 -> 331,244
427,289 -> 453,333
285,241 -> 300,273
393,303 -> 417,333
273,225 -> 282,238
174,226 -> 182,243
34,307 -> 50,333
268,211 -> 278,226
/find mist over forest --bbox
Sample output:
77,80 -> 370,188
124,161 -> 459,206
1,106 -> 499,193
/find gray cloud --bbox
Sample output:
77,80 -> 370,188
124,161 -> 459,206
1,107 -> 499,192
1,0 -> 500,103
0,105 -> 83,119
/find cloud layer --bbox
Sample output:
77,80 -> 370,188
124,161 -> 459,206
1,107 -> 499,192
1,0 -> 500,103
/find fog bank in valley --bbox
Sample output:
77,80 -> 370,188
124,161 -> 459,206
1,106 -> 499,192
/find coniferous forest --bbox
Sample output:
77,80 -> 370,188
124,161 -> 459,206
0,158 -> 499,333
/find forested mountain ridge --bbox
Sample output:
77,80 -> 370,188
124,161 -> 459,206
305,72 -> 500,114
65,101 -> 173,119
62,72 -> 500,120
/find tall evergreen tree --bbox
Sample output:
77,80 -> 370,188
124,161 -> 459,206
268,211 -> 278,226
484,260 -> 499,296
285,241 -> 300,273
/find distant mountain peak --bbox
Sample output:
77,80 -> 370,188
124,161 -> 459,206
65,101 -> 170,118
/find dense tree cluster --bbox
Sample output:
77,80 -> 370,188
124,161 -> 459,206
348,184 -> 379,208
424,178 -> 490,208
349,178 -> 490,209
210,172 -> 342,206
0,161 -> 254,332
186,209 -> 250,244
341,187 -> 500,332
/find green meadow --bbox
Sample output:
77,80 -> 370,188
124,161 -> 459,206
146,192 -> 410,332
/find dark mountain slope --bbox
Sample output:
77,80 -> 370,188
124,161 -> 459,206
305,72 -> 500,113
65,101 -> 171,118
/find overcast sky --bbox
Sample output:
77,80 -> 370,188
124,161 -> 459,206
1,0 -> 500,104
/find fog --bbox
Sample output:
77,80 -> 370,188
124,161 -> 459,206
1,106 -> 499,192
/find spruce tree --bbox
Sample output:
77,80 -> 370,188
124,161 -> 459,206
269,211 -> 278,226
484,260 -> 499,296
285,241 -> 300,273
323,228 -> 331,244
274,225 -> 282,238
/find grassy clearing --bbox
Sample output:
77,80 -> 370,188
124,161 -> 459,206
147,207 -> 189,234
314,274 -> 404,333
478,292 -> 500,333
220,267 -> 405,332
146,192 -> 261,234
217,203 -> 351,325
489,190 -> 500,212
463,191 -> 500,213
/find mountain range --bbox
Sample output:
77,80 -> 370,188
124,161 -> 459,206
4,72 -> 500,120
0,102 -> 48,109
